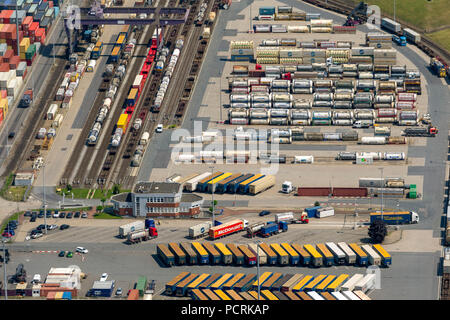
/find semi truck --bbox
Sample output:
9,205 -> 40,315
20,89 -> 33,107
208,219 -> 248,239
126,227 -> 158,244
392,35 -> 406,46
259,221 -> 288,237
119,221 -> 145,238
274,212 -> 309,224
370,211 -> 419,224
403,125 -> 438,137
246,222 -> 265,238
430,57 -> 447,77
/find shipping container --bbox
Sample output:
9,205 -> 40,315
168,243 -> 186,265
165,272 -> 190,295
233,273 -> 257,292
291,244 -> 311,265
326,274 -> 349,292
226,243 -> 244,265
303,244 -> 323,267
214,243 -> 233,264
222,273 -> 246,290
180,242 -> 198,264
348,243 -> 368,266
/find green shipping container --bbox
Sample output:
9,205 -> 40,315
136,276 -> 148,296
26,44 -> 36,59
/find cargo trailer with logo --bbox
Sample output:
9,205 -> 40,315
326,242 -> 346,264
214,243 -> 233,264
180,242 -> 198,264
226,243 -> 244,265
326,274 -> 349,292
189,221 -> 213,239
291,243 -> 311,265
168,243 -> 186,265
340,273 -> 364,291
222,273 -> 246,290
233,273 -> 257,292
259,242 -> 278,265
165,272 -> 190,295
303,244 -> 323,267
191,242 -> 209,264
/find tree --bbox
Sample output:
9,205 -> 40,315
209,200 -> 218,213
368,220 -> 388,243
66,184 -> 72,193
96,205 -> 103,213
112,184 -> 121,195
314,201 -> 320,207
101,197 -> 106,208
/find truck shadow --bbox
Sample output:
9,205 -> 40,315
151,254 -> 172,268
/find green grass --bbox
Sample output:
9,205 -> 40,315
93,211 -> 122,219
1,211 -> 22,233
3,186 -> 27,202
56,188 -> 131,199
428,29 -> 450,52
0,173 -> 15,199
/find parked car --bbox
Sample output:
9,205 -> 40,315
38,212 -> 44,218
37,224 -> 46,230
53,212 -> 59,218
76,247 -> 88,254
115,288 -> 123,296
47,224 -> 57,230
100,273 -> 108,282
156,124 -> 163,133
59,212 -> 66,218
30,229 -> 40,235
66,212 -> 73,219
6,223 -> 17,230
46,212 -> 52,218
60,224 -> 70,230
2,232 -> 13,238
30,215 -> 37,222
8,131 -> 15,139
31,233 -> 43,239
66,251 -> 73,258
259,210 -> 271,216
81,212 -> 88,218
58,250 -> 65,257
32,274 -> 41,284
24,211 -> 32,217
74,212 -> 80,218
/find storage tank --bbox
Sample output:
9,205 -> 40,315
313,93 -> 333,101
291,119 -> 311,126
336,152 -> 356,160
358,137 -> 386,145
269,137 -> 292,144
229,118 -> 249,125
230,94 -> 250,103
251,93 -> 271,103
383,152 -> 405,160
270,109 -> 289,118
313,101 -> 333,108
229,108 -> 249,118
333,111 -> 353,119
323,132 -> 342,141
272,93 -> 293,102
354,110 -> 375,120
377,109 -> 397,117
333,101 -> 353,109
357,152 -> 382,160
398,110 -> 418,120
250,118 -> 270,125
231,102 -> 250,109
312,111 -> 331,120
333,119 -> 353,126
294,156 -> 314,163
249,109 -> 269,119
293,100 -> 312,109
290,110 -> 311,119
304,132 -> 324,141
272,101 -> 292,109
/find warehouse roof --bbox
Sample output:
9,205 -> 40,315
180,193 -> 203,203
133,182 -> 181,194
111,192 -> 132,203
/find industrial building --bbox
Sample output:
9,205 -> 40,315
111,182 -> 204,218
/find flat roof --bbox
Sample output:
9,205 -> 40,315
134,182 -> 181,194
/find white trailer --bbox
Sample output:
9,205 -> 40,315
316,207 -> 335,218
118,221 -> 145,238
189,221 -> 213,239
274,212 -> 294,223
353,274 -> 376,293
342,291 -> 361,300
307,291 -> 325,300
341,273 -> 364,291
353,290 -> 372,300
325,242 -> 346,264
184,172 -> 212,192
361,244 -> 382,266
331,291 -> 348,300
248,243 -> 267,264
337,242 -> 357,264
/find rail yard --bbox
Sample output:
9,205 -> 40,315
0,0 -> 449,305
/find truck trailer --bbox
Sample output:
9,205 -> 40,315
118,221 -> 144,238
157,244 -> 175,266
226,243 -> 244,265
209,219 -> 248,239
259,221 -> 288,237
370,211 -> 419,224
372,244 -> 392,266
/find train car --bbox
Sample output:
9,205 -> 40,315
180,242 -> 198,264
126,88 -> 139,107
151,27 -> 163,47
116,33 -> 127,49
109,46 -> 121,63
117,113 -> 129,132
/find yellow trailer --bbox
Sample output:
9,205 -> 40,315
292,275 -> 313,292
315,275 -> 336,292
303,244 -> 323,267
214,289 -> 232,300
303,275 -> 327,291
326,274 -> 349,292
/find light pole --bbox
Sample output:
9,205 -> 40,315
256,240 -> 261,300
209,166 -> 215,226
379,167 -> 384,217
393,0 -> 396,22
43,164 -> 47,234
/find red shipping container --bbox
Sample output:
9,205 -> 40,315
3,49 -> 13,62
39,33 -> 46,45
0,63 -> 8,72
0,90 -> 7,98
297,187 -> 332,197
9,56 -> 20,69
22,16 -> 33,31
48,1 -> 53,7
332,187 -> 368,197
29,22 -> 39,35
3,11 -> 14,24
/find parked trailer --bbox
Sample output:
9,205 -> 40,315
214,289 -> 232,300
340,274 -> 364,291
234,273 -> 257,292
214,243 -> 233,264
348,243 -> 368,266
238,244 -> 257,266
354,274 -> 377,293
337,242 -> 357,264
315,275 -> 337,292
184,172 -> 212,192
118,221 -> 145,238
180,242 -> 198,264
342,290 -> 361,300
175,273 -> 199,296
209,219 -> 247,239
281,274 -> 304,292
292,275 -> 314,292
303,244 -> 323,267
372,244 -> 392,266
198,273 -> 222,290
261,273 -> 283,290
206,172 -> 233,193
272,274 -> 294,291
361,244 -> 382,266
165,272 -> 190,295
252,272 -> 273,291
246,244 -> 266,265
325,242 -> 346,264
353,290 -> 372,300
331,291 -> 348,300
261,290 -> 279,301
291,244 -> 311,266
248,175 -> 276,195
225,289 -> 244,300
227,174 -> 254,193
270,243 -> 289,265
202,289 -> 221,300
168,243 -> 186,265
239,291 -> 256,300
283,290 -> 301,300
239,174 -> 265,194
304,275 -> 327,291
191,242 -> 209,264
189,221 -> 213,239
216,173 -> 244,193
186,274 -> 211,294
296,291 -> 313,300
157,244 -> 175,266
226,243 -> 245,265
210,273 -> 234,290
202,243 -> 222,264
222,273 -> 246,290
326,274 -> 349,292
248,290 -> 265,300
246,222 -> 266,238
259,243 -> 278,265
197,172 -> 225,192
190,289 -> 209,300
316,244 -> 334,266
320,292 -> 337,300
280,243 -> 300,265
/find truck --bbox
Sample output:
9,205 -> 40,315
274,212 -> 309,224
392,35 -> 406,46
208,219 -> 248,239
246,222 -> 265,238
189,221 -> 213,239
20,89 -> 33,107
403,125 -> 438,137
370,211 -> 419,225
258,221 -> 288,237
119,221 -> 145,238
157,244 -> 175,266
430,57 -> 447,77
126,227 -> 158,244
281,181 -> 295,193
381,17 -> 401,33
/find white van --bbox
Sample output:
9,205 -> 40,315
156,124 -> 163,133
32,274 -> 41,283
352,120 -> 373,128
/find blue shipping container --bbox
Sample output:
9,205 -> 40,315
62,292 -> 72,300
305,206 -> 321,218
145,219 -> 155,228
259,6 -> 276,15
